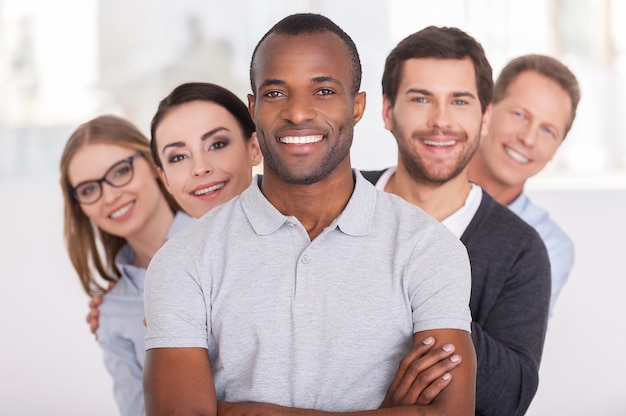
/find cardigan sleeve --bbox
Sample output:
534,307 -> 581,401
471,233 -> 551,416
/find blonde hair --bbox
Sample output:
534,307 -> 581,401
59,115 -> 180,296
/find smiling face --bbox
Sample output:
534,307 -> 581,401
248,31 -> 365,185
154,100 -> 262,218
476,70 -> 572,191
383,57 -> 489,185
68,142 -> 165,239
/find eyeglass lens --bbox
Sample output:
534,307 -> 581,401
72,154 -> 139,204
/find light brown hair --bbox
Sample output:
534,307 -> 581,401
59,115 -> 179,296
493,54 -> 580,138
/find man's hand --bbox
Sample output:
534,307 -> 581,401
380,336 -> 461,407
86,281 -> 116,339
87,296 -> 103,337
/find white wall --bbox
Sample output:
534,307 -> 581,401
0,178 -> 118,415
1,180 -> 625,415
526,187 -> 626,415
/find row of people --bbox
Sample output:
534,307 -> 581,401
60,13 -> 579,416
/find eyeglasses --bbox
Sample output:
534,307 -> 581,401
71,151 -> 144,205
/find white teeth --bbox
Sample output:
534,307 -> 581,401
424,140 -> 455,147
279,135 -> 323,144
505,146 -> 529,163
193,182 -> 225,196
110,202 -> 134,219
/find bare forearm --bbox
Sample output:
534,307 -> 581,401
144,348 -> 217,416
219,401 -> 462,416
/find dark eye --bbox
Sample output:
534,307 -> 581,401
169,154 -> 188,163
209,141 -> 227,150
265,91 -> 283,98
317,88 -> 334,96
77,183 -> 97,197
111,163 -> 132,179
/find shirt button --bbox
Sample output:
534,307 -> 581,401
301,256 -> 310,264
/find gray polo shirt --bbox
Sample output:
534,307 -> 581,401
145,170 -> 471,412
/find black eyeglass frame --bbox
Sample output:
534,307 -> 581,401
70,151 -> 144,205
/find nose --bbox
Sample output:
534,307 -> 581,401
518,124 -> 539,147
101,182 -> 122,204
427,101 -> 452,130
192,157 -> 212,177
281,93 -> 315,125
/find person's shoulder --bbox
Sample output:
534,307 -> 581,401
473,190 -> 543,243
517,194 -> 573,244
375,186 -> 433,222
103,276 -> 133,298
375,188 -> 461,251
466,191 -> 550,276
99,276 -> 143,320
198,193 -> 243,220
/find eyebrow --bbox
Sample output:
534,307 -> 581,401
311,75 -> 342,86
406,88 -> 477,100
258,76 -> 343,90
161,126 -> 229,154
258,79 -> 285,90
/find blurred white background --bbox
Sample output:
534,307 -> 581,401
1,0 -> 625,414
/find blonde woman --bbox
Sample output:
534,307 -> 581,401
60,115 -> 192,416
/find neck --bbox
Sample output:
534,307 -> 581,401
261,162 -> 355,240
126,200 -> 175,269
466,154 -> 523,206
385,165 -> 472,222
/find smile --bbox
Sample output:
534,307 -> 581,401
423,139 -> 456,147
505,145 -> 530,163
278,135 -> 323,144
193,182 -> 225,196
109,201 -> 134,219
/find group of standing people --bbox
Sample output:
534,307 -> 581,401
59,12 -> 580,416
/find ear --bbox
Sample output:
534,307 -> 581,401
247,93 -> 256,119
248,132 -> 263,166
157,167 -> 173,194
353,91 -> 366,124
382,95 -> 394,131
480,103 -> 492,137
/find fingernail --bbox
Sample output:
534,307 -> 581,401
450,354 -> 460,363
442,344 -> 454,352
442,373 -> 451,381
423,336 -> 434,345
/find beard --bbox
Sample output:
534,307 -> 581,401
397,127 -> 480,186
257,126 -> 354,185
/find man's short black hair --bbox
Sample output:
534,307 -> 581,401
249,13 -> 362,96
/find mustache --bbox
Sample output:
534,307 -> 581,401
270,124 -> 329,140
411,128 -> 467,141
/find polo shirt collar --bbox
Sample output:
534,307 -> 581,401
240,171 -> 376,237
335,170 -> 376,237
